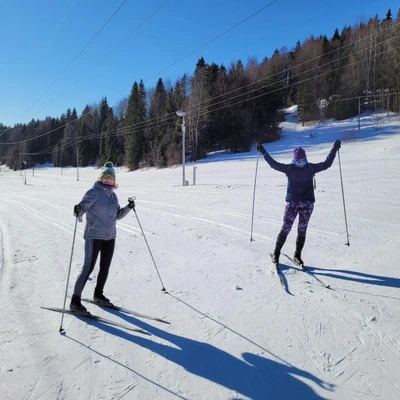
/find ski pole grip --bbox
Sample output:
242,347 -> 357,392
128,196 -> 136,210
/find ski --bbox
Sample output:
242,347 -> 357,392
80,298 -> 170,324
283,254 -> 331,289
270,253 -> 286,290
41,306 -> 151,335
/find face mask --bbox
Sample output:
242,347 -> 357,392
295,159 -> 307,168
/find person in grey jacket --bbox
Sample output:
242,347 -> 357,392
257,140 -> 341,267
70,161 -> 135,315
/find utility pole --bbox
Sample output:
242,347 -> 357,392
76,140 -> 79,181
23,161 -> 27,185
176,110 -> 188,186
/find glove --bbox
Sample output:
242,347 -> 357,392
257,143 -> 267,155
73,204 -> 81,217
333,139 -> 341,151
127,198 -> 135,209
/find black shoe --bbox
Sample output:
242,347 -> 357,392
294,253 -> 304,267
70,296 -> 90,315
271,252 -> 280,265
93,291 -> 112,306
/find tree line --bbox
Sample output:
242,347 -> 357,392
1,9 -> 399,171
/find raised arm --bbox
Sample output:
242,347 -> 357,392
312,139 -> 341,174
257,143 -> 288,174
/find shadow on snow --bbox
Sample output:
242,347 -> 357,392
303,265 -> 400,290
68,296 -> 335,400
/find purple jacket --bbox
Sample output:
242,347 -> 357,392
262,149 -> 337,202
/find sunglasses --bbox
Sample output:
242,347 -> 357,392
101,174 -> 115,180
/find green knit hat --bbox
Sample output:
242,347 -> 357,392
99,161 -> 116,180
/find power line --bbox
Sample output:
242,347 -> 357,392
0,100 -> 108,145
28,0 -> 171,124
0,0 -> 129,137
40,0 -> 78,54
108,30 -> 400,139
4,25 -> 400,152
1,0 -> 278,139
25,19 -> 400,146
10,0 -> 270,131
144,0 -> 279,83
23,50 -> 400,158
9,35 -> 400,154
5,31 -> 399,149
110,37 -> 400,140
1,1 -> 393,143
0,0 -> 171,139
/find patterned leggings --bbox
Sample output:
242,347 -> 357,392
280,201 -> 314,237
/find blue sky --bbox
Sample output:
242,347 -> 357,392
0,0 -> 397,126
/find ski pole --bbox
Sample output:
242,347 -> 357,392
59,216 -> 79,333
337,150 -> 350,246
129,197 -> 167,292
250,150 -> 260,242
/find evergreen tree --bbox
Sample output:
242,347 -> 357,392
262,50 -> 286,115
99,108 -> 118,163
124,80 -> 147,170
332,28 -> 340,41
194,57 -> 207,75
205,62 -> 220,95
98,99 -> 113,162
77,105 -> 100,166
149,78 -> 168,167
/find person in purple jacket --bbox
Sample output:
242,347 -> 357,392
70,162 -> 135,315
257,140 -> 341,266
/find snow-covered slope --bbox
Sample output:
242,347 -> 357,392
1,110 -> 399,400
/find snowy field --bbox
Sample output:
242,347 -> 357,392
1,109 -> 399,400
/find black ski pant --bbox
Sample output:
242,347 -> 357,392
73,238 -> 115,297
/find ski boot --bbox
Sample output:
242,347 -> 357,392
271,252 -> 280,266
271,233 -> 287,266
294,252 -> 304,267
93,290 -> 113,306
294,234 -> 306,267
70,295 -> 90,315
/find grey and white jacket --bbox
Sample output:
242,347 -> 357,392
77,182 -> 131,240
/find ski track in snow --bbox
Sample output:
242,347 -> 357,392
0,211 -> 10,286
